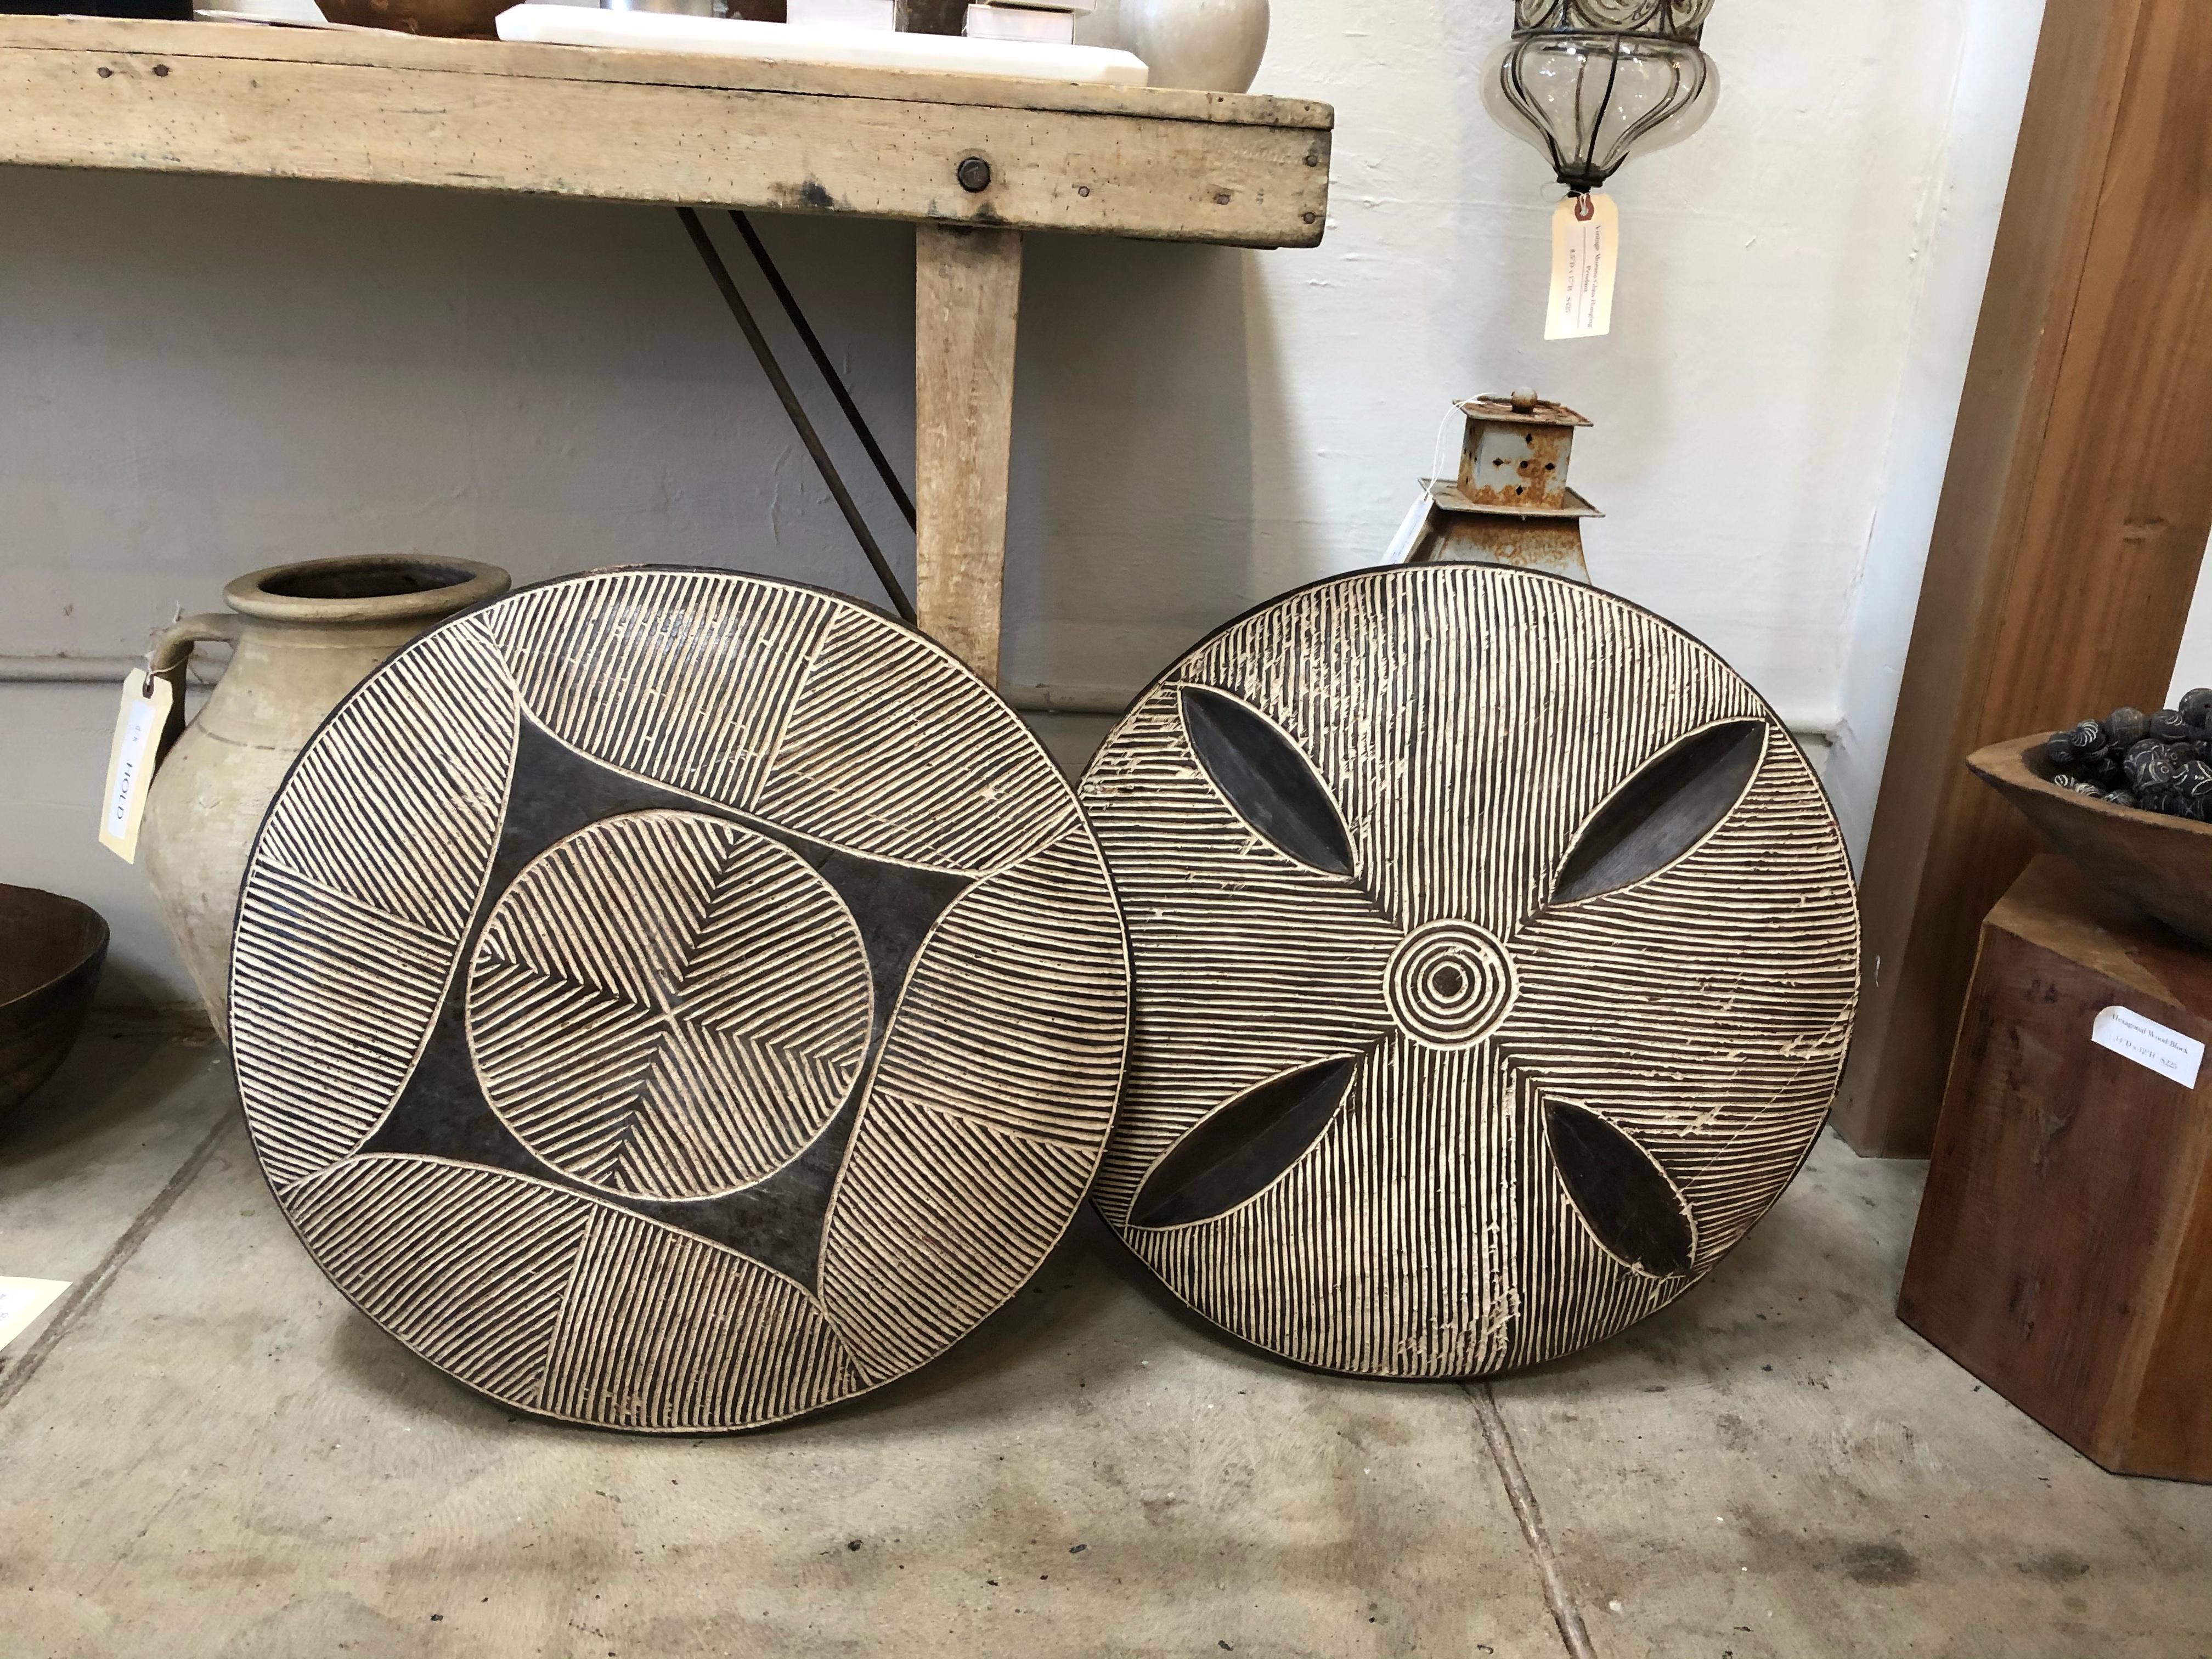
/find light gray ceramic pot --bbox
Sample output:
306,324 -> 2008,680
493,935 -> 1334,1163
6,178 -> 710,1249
1121,0 -> 1268,92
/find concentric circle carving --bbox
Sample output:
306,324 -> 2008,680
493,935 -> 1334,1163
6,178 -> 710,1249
228,567 -> 1130,1432
1079,564 -> 1858,1379
1385,921 -> 1516,1049
467,811 -> 871,1202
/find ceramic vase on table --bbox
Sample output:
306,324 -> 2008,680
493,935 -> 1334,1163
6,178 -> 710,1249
1120,0 -> 1268,93
139,554 -> 510,1036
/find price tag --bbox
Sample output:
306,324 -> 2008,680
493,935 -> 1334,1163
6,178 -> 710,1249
98,668 -> 174,865
0,1277 -> 70,1352
1547,191 -> 1619,341
1384,490 -> 1437,564
2091,1005 -> 2204,1089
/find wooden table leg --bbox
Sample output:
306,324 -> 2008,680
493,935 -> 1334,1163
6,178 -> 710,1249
915,222 -> 1024,685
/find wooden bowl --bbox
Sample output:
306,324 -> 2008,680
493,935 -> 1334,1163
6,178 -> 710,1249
0,887 -> 108,1120
1968,734 -> 2212,948
314,0 -> 509,37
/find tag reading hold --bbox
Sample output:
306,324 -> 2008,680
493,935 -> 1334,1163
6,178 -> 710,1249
98,669 -> 174,865
2091,1005 -> 2205,1090
1547,190 -> 1619,341
0,1277 -> 70,1353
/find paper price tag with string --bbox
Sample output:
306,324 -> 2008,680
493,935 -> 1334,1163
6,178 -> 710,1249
1383,402 -> 1480,566
98,661 -> 176,864
1547,191 -> 1618,341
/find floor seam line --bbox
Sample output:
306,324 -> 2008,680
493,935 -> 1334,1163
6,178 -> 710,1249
1465,1380 -> 1600,1659
0,1109 -> 235,1416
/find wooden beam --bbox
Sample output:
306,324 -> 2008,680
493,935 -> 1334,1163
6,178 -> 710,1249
1836,0 -> 2212,1155
0,16 -> 1331,248
914,223 -> 1023,684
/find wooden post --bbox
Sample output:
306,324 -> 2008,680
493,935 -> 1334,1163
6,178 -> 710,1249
914,223 -> 1023,685
1835,0 -> 2212,1155
1899,857 -> 2212,1482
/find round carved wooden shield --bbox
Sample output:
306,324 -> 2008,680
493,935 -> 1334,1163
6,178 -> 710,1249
1079,565 -> 1858,1378
229,568 -> 1129,1431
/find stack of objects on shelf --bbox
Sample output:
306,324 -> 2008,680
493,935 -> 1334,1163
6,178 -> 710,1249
790,0 -> 1091,43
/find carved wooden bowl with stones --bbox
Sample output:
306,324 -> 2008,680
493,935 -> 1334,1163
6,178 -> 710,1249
1968,733 -> 2212,950
228,568 -> 1128,1431
1079,565 -> 1859,1378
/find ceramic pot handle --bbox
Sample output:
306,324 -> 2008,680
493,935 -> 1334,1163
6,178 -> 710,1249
143,613 -> 241,770
148,613 -> 240,680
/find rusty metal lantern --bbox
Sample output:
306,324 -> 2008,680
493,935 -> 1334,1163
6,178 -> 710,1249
1399,391 -> 1603,583
1483,0 -> 1720,195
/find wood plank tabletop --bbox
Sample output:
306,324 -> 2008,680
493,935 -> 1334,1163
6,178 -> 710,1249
0,15 -> 1333,246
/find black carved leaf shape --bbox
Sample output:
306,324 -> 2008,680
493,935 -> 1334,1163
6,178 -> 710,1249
1129,1056 -> 1359,1229
1180,685 -> 1356,877
1542,1098 -> 1695,1277
1551,719 -> 1767,905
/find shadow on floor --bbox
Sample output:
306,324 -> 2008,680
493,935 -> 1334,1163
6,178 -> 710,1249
1506,1168 -> 1906,1397
0,1015 -> 217,1158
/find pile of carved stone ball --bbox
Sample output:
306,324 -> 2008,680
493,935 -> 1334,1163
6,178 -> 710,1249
2046,689 -> 2212,819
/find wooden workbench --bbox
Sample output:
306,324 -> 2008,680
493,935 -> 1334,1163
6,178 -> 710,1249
0,15 -> 1333,680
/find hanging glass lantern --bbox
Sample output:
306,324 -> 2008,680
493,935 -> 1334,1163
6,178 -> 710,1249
1482,0 -> 1720,195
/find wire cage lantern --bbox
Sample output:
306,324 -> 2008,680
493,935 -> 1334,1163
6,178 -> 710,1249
1483,0 -> 1720,195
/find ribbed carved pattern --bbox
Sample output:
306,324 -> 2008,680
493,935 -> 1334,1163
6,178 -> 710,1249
538,1206 -> 861,1431
817,826 -> 1125,1381
468,811 -> 870,1200
1082,566 -> 1857,1377
752,608 -> 1077,874
480,568 -> 832,813
232,569 -> 1128,1430
233,618 -> 517,1187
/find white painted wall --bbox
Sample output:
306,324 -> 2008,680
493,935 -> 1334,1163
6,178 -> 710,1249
2168,534 -> 2212,709
0,0 -> 2041,1006
1822,0 -> 2044,856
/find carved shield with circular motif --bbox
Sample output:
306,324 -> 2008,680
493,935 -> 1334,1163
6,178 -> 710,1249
229,568 -> 1129,1431
1079,565 -> 1858,1376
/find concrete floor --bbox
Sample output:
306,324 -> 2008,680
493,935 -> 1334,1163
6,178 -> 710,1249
5,1016 -> 2212,1657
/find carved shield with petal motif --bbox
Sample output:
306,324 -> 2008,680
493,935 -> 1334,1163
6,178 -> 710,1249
1079,565 -> 1858,1376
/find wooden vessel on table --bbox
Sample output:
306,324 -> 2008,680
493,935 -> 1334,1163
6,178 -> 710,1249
0,885 -> 108,1119
1967,733 -> 2212,949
